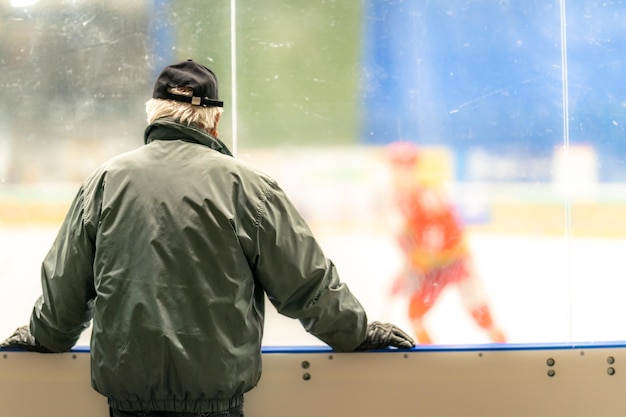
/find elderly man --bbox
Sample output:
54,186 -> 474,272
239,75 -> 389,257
1,59 -> 414,417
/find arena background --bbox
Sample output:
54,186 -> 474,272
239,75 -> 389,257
1,0 -> 626,346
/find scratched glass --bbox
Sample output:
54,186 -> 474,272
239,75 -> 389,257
0,0 -> 623,347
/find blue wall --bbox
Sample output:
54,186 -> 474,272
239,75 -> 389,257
361,1 -> 626,181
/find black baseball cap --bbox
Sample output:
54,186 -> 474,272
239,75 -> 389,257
152,59 -> 223,108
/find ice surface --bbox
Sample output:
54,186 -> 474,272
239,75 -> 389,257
2,226 -> 625,348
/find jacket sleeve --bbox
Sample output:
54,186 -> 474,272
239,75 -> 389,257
252,180 -> 368,352
29,185 -> 98,352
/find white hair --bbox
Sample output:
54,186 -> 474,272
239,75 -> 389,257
145,86 -> 223,129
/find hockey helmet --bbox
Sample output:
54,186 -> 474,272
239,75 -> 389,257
386,141 -> 420,166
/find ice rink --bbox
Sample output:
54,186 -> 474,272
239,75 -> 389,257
2,225 -> 625,348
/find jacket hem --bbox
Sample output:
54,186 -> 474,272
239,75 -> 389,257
107,394 -> 244,413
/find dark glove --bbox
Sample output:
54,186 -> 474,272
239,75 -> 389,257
356,321 -> 415,351
0,325 -> 54,353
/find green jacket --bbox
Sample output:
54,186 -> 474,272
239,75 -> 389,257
29,119 -> 368,413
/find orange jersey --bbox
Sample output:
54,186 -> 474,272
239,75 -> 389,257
395,187 -> 468,271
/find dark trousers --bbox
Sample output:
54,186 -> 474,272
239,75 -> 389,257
109,405 -> 244,417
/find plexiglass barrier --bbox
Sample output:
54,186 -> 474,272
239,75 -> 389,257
1,0 -> 625,351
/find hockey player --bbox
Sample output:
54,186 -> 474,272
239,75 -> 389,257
386,141 -> 506,344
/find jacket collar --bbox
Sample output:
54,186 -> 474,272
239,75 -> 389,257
143,118 -> 234,157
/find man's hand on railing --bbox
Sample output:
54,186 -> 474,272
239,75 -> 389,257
355,321 -> 415,351
0,325 -> 53,353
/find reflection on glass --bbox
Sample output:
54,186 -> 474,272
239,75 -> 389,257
0,0 -> 625,347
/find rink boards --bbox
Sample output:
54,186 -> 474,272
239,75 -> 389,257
1,343 -> 626,416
